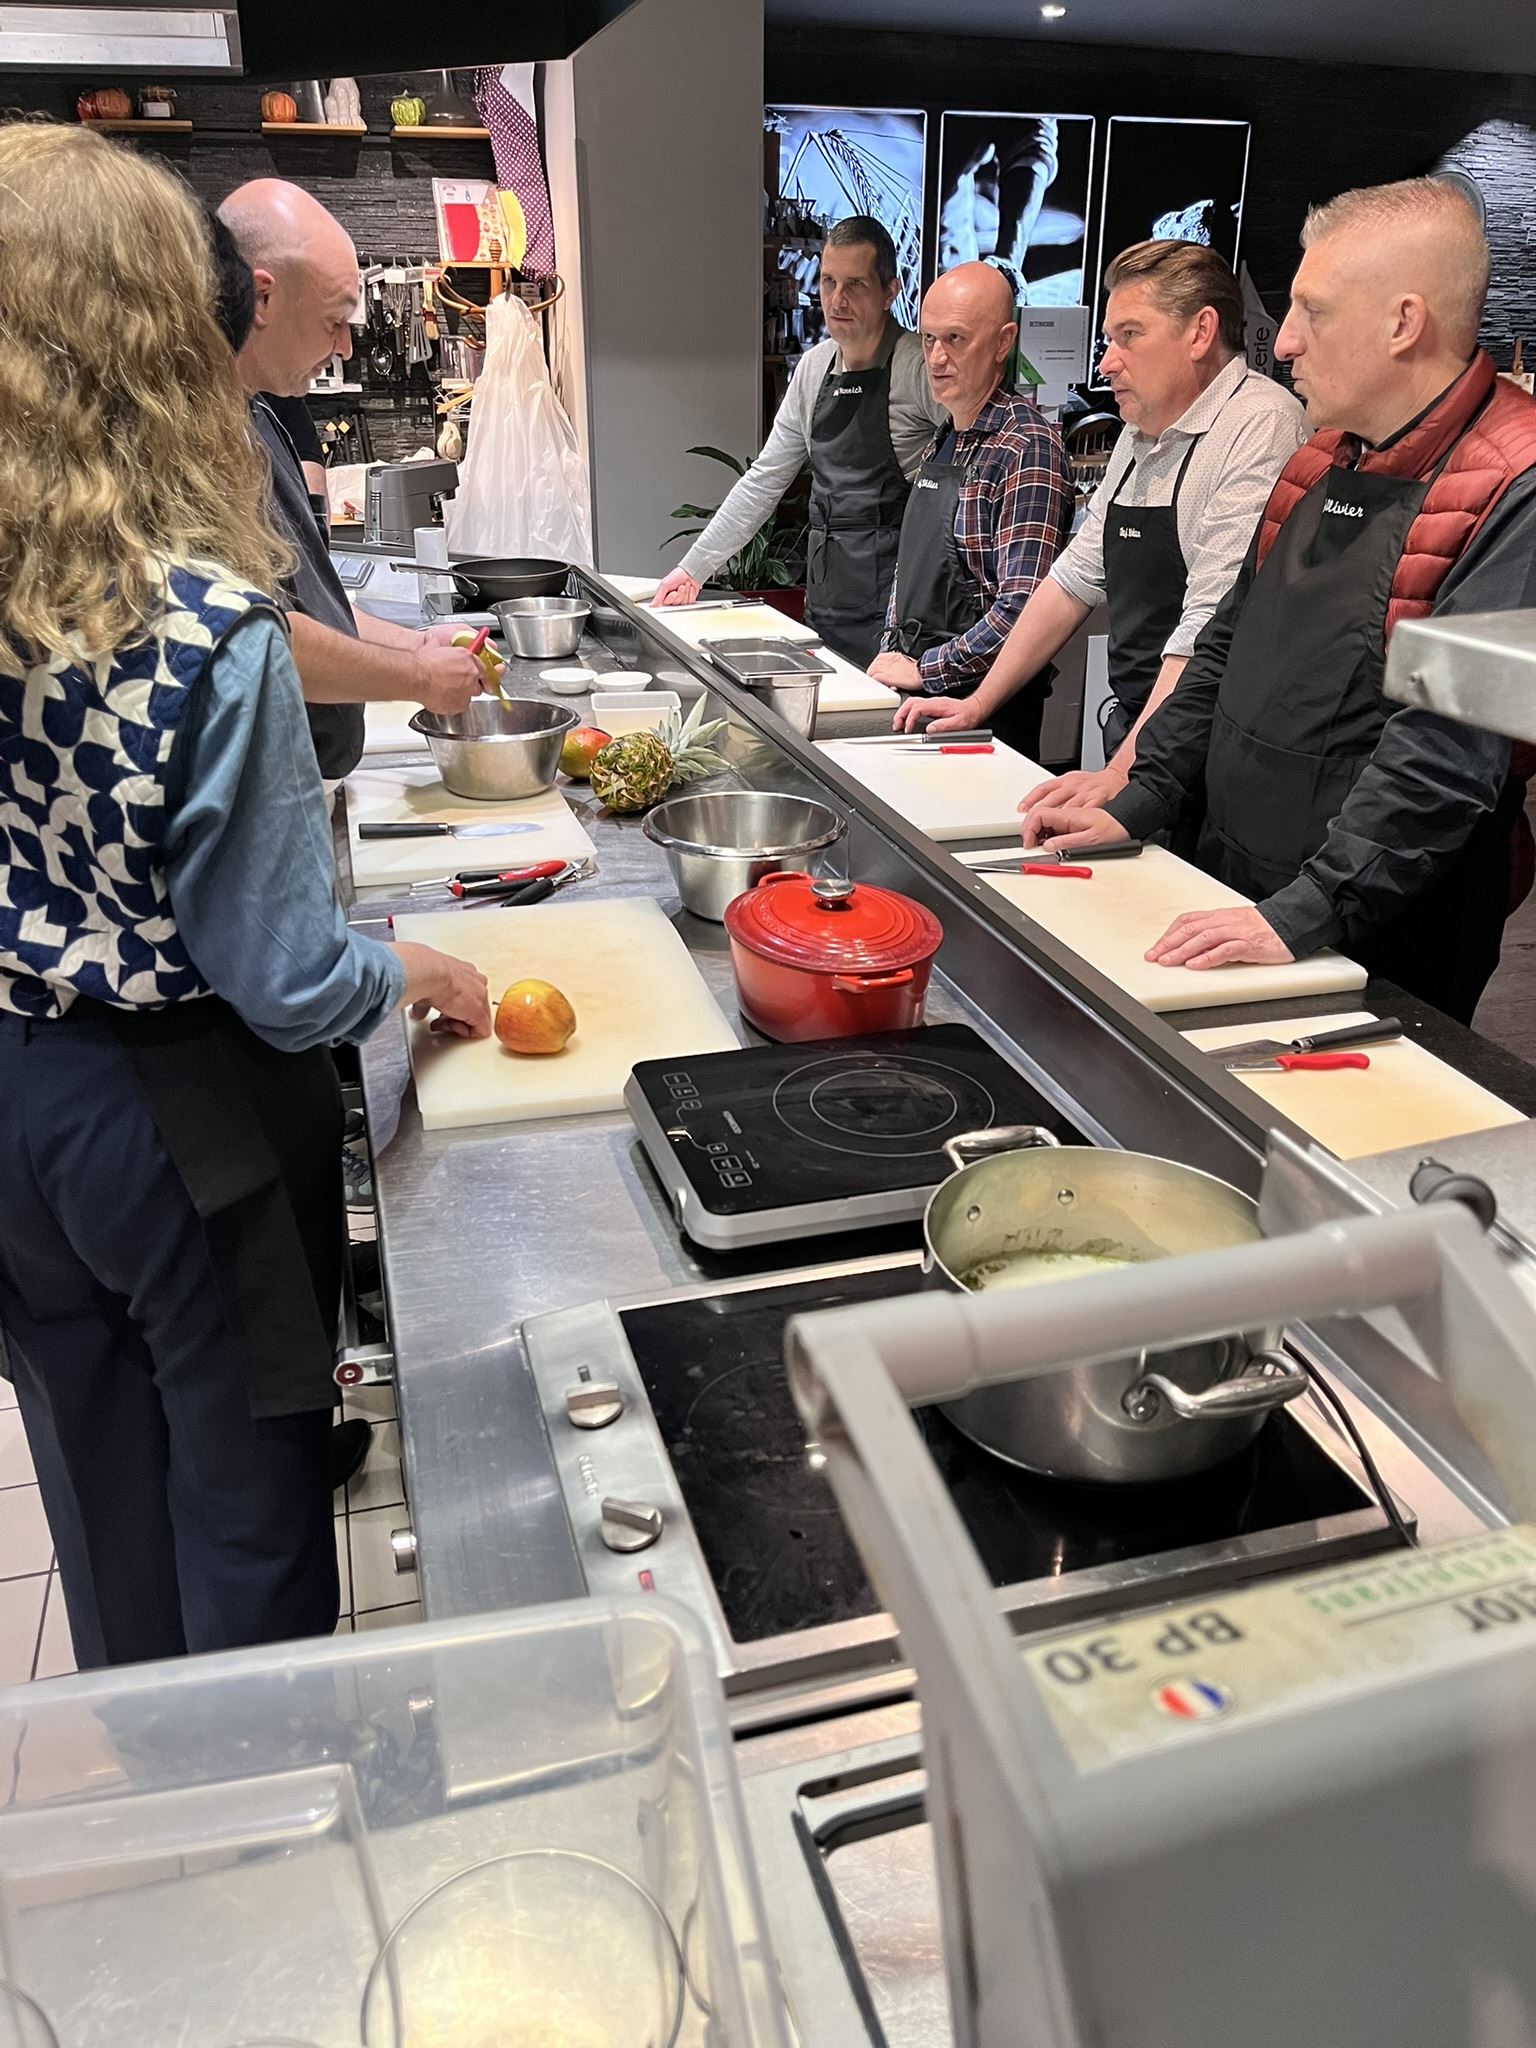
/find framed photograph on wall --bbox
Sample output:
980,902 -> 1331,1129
1092,116 -> 1252,376
765,105 -> 928,329
937,112 -> 1096,306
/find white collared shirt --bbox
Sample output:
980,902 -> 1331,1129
1051,356 -> 1310,658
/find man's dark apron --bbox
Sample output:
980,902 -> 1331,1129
889,432 -> 1054,760
1201,459 -> 1514,1022
804,333 -> 912,669
1099,435 -> 1200,759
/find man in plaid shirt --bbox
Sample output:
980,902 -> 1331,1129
870,262 -> 1074,760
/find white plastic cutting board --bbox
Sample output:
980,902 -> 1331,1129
819,737 -> 1046,840
645,603 -> 819,646
362,701 -> 431,755
1185,1011 -> 1525,1157
391,898 -> 740,1130
346,766 -> 597,888
812,648 -> 901,717
956,844 -> 1367,1012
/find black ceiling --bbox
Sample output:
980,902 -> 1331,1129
765,0 -> 1536,76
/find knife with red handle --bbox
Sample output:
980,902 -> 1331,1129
409,859 -> 570,895
1017,863 -> 1094,880
1223,1051 -> 1372,1073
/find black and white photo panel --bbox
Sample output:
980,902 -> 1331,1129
766,105 -> 928,330
938,112 -> 1096,306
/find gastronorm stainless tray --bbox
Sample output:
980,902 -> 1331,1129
700,636 -> 834,682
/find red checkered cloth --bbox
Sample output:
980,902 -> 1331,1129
475,65 -> 556,278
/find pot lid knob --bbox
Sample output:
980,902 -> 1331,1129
811,877 -> 855,910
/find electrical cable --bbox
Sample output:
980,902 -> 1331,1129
1300,1360 -> 1417,1548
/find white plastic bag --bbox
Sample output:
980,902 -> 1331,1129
445,294 -> 593,565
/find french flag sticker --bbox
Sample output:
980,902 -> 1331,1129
1153,1677 -> 1232,1722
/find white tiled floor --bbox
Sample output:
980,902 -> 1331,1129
1,1374 -> 419,1685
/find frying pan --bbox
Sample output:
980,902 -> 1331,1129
390,555 -> 570,603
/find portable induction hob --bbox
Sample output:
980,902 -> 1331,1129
623,1024 -> 1086,1250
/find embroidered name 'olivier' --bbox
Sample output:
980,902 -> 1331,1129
1324,498 -> 1365,519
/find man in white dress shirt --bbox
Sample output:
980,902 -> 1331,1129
893,240 -> 1308,802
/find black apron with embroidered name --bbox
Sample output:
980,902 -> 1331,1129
890,432 -> 1054,760
804,338 -> 912,669
1099,435 -> 1199,759
1201,462 -> 1512,1021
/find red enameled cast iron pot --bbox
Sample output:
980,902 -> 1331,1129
723,872 -> 945,1042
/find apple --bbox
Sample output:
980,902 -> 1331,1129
559,725 -> 611,780
451,629 -> 505,689
494,979 -> 577,1056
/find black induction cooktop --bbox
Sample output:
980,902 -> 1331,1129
624,1024 -> 1085,1251
621,1265 -> 1377,1647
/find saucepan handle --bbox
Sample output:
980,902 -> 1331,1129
1122,1346 -> 1309,1424
941,1124 -> 1063,1174
830,970 -> 913,993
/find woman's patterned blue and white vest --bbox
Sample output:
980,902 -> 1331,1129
0,558 -> 273,1020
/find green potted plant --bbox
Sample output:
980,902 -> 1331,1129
664,445 -> 807,619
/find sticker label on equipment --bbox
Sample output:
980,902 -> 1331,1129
1022,1524 -> 1536,1771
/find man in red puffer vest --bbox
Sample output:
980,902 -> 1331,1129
1022,177 -> 1536,1023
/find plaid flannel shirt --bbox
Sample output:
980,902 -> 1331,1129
882,387 -> 1074,692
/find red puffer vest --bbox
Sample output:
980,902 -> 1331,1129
1254,353 -> 1536,911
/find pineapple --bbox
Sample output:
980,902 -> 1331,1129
589,697 -> 728,813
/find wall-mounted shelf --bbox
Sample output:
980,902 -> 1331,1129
262,122 -> 369,137
85,119 -> 193,133
391,124 -> 489,140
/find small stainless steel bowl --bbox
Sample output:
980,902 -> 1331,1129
409,698 -> 580,801
642,790 -> 847,921
493,596 -> 591,661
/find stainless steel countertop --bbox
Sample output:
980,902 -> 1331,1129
349,578 -> 1536,1624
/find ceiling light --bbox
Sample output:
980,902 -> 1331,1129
1040,4 -> 1068,16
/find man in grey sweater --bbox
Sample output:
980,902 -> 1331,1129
654,216 -> 945,666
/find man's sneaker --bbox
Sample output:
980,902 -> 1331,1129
342,1141 -> 374,1212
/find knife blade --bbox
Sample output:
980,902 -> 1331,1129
835,729 -> 994,747
358,819 -> 546,841
1213,1017 -> 1402,1062
968,842 -> 1145,869
1223,1051 -> 1372,1073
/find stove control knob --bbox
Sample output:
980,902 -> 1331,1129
565,1379 -> 624,1430
600,1497 -> 663,1553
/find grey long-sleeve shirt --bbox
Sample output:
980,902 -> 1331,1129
678,324 -> 945,585
1106,469 -> 1536,957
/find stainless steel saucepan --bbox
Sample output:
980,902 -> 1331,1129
924,1127 -> 1308,1484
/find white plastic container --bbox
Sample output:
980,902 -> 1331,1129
0,1598 -> 787,2048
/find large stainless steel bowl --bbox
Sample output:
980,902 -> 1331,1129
493,596 -> 591,661
642,790 -> 847,921
410,698 -> 580,801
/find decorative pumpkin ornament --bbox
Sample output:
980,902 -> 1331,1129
79,87 -> 132,122
261,91 -> 298,124
391,94 -> 426,127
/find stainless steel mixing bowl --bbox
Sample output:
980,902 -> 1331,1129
410,698 -> 580,801
642,790 -> 847,921
493,596 -> 591,661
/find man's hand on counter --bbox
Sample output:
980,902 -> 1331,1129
1144,907 -> 1295,972
394,941 -> 493,1039
891,689 -> 986,733
868,651 -> 925,691
653,568 -> 702,607
1019,802 -> 1130,854
1021,763 -> 1128,813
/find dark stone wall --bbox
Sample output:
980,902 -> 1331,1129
766,25 -> 1536,366
3,71 -> 494,458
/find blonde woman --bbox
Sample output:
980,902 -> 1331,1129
0,123 -> 489,1666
